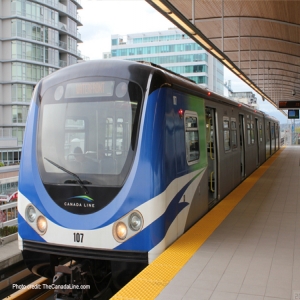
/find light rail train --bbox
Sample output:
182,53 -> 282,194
18,60 -> 280,299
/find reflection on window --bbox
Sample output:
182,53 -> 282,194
259,123 -> 263,142
64,119 -> 86,158
116,118 -> 124,155
105,117 -> 113,155
223,117 -> 230,151
251,122 -> 255,144
247,122 -> 251,145
231,119 -> 237,150
185,112 -> 199,163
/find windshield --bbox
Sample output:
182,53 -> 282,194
37,77 -> 143,187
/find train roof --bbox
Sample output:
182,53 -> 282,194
39,60 -> 278,122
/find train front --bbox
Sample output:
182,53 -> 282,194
17,60 -> 154,295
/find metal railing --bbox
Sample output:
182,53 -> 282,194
0,201 -> 18,228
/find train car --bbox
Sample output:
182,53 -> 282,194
18,60 -> 279,299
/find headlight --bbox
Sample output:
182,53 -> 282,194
115,222 -> 127,240
26,205 -> 36,222
129,212 -> 143,231
113,210 -> 144,243
37,216 -> 47,234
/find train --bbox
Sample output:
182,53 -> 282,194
18,60 -> 280,299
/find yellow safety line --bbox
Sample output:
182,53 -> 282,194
112,147 -> 285,300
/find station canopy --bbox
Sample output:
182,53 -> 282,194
146,0 -> 300,110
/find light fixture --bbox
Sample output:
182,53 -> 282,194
37,216 -> 47,234
26,205 -> 36,223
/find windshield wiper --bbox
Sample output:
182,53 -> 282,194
44,157 -> 90,195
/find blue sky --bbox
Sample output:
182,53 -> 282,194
78,0 -> 287,124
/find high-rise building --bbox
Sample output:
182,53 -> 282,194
111,28 -> 224,95
0,0 -> 85,165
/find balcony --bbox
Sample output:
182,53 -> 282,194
58,22 -> 67,32
59,40 -> 67,50
59,60 -> 67,68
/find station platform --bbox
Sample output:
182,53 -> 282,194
113,145 -> 300,300
0,240 -> 22,270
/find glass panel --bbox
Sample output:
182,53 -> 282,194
224,130 -> 230,151
223,120 -> 229,129
185,116 -> 197,128
251,122 -> 255,144
38,79 -> 142,186
186,131 -> 199,162
247,122 -> 251,145
231,130 -> 237,150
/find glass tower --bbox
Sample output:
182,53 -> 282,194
0,0 -> 85,165
111,28 -> 224,94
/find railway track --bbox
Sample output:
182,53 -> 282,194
1,260 -> 114,300
0,261 -> 53,299
3,277 -> 53,300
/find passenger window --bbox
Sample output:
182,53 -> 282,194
259,123 -> 263,142
247,122 -> 251,145
185,112 -> 200,164
64,118 -> 86,158
231,119 -> 237,150
251,122 -> 255,144
105,117 -> 113,155
116,118 -> 124,155
223,117 -> 230,151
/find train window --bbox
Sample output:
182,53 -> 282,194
223,119 -> 229,129
39,77 -> 143,187
116,118 -> 124,155
247,122 -> 251,145
223,117 -> 230,152
105,117 -> 113,155
251,122 -> 255,144
259,123 -> 263,142
64,119 -> 86,157
231,119 -> 237,150
185,111 -> 199,164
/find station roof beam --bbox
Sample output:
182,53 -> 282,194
146,0 -> 300,109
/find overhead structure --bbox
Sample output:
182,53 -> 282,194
146,0 -> 300,109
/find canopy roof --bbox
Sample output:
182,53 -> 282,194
146,0 -> 300,109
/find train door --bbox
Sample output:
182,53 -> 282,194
206,107 -> 218,207
239,115 -> 245,179
255,118 -> 260,166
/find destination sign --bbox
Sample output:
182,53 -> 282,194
65,81 -> 114,98
278,101 -> 300,109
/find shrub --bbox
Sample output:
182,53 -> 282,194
0,226 -> 18,237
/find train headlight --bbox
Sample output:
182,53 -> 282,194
37,216 -> 47,234
129,211 -> 143,231
26,205 -> 36,222
115,222 -> 127,240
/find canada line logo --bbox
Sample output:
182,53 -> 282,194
64,195 -> 95,208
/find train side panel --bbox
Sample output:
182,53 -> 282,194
148,87 -> 208,262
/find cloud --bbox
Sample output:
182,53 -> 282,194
78,0 -> 173,59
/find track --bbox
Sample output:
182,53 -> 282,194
3,277 -> 53,300
2,260 -> 115,300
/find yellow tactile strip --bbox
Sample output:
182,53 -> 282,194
111,148 -> 284,300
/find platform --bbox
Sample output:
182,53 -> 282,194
0,240 -> 22,270
113,146 -> 300,300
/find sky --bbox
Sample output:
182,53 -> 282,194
77,0 -> 288,124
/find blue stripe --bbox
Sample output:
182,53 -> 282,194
115,171 -> 203,251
